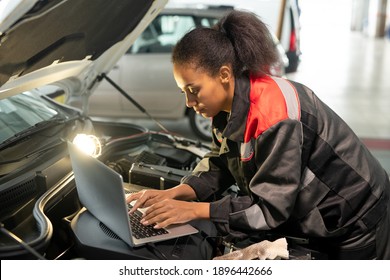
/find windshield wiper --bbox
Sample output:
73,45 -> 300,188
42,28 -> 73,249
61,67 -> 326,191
0,139 -> 66,165
0,116 -> 68,150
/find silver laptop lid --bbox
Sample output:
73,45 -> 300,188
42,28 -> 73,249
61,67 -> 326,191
68,141 -> 199,248
67,142 -> 134,247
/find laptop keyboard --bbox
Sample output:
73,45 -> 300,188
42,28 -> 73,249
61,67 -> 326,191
128,204 -> 168,239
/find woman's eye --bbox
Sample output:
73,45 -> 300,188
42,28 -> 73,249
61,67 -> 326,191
181,87 -> 199,96
189,88 -> 199,95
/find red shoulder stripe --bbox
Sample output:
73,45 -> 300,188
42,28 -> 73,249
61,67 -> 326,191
244,76 -> 289,142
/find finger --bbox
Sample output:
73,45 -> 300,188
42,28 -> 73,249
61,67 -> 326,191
141,201 -> 167,218
142,214 -> 172,228
126,192 -> 141,203
154,216 -> 176,229
140,204 -> 160,222
141,205 -> 173,226
129,191 -> 151,213
130,198 -> 147,213
141,196 -> 163,208
154,214 -> 191,228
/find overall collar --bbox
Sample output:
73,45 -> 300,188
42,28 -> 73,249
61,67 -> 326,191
213,74 -> 251,142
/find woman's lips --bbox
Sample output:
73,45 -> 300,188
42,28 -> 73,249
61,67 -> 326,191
195,107 -> 205,114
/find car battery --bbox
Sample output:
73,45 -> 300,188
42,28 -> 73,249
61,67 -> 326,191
129,163 -> 190,190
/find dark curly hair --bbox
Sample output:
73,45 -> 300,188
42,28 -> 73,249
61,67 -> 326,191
172,10 -> 279,77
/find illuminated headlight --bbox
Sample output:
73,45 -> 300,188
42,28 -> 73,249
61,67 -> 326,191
72,134 -> 102,157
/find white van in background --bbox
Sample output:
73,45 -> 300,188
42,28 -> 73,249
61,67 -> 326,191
167,0 -> 301,73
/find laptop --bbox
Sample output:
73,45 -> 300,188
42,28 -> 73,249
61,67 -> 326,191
67,142 -> 198,247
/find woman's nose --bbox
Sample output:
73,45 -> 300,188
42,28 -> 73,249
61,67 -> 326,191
185,93 -> 197,108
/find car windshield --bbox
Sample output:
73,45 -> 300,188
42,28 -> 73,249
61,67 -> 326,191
0,88 -> 62,144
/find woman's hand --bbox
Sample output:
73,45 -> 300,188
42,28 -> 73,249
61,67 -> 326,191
140,199 -> 210,228
126,184 -> 198,213
126,184 -> 208,228
126,189 -> 173,213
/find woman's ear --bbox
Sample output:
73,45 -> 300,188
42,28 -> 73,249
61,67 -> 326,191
219,65 -> 233,84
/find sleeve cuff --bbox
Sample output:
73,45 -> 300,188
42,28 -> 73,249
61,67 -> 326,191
209,195 -> 231,223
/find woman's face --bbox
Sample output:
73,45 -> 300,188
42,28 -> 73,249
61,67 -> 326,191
173,63 -> 234,119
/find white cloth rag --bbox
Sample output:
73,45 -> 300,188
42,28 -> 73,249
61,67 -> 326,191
213,238 -> 289,260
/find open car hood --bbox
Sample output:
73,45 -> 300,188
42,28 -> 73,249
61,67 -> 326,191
0,0 -> 167,99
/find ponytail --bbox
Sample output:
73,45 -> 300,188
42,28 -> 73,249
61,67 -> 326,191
215,10 -> 279,76
172,10 -> 279,77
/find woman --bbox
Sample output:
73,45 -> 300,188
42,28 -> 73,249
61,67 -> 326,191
127,10 -> 390,259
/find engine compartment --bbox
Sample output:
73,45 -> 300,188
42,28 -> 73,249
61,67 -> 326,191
0,120 -> 210,259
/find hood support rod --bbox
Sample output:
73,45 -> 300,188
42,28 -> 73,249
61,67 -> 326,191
98,73 -> 169,133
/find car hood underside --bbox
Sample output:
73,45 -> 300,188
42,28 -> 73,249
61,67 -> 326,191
0,0 -> 166,98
